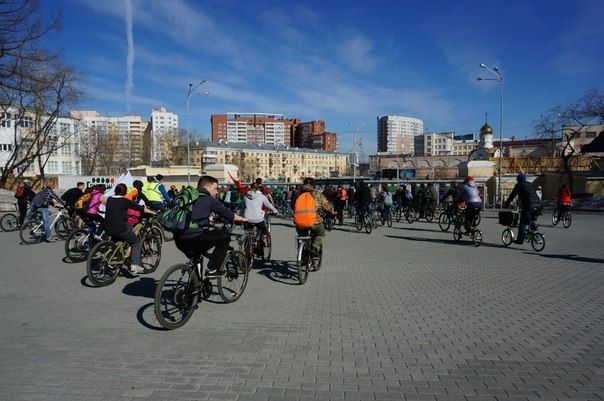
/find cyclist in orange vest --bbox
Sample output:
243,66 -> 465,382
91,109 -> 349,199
293,177 -> 335,255
334,185 -> 347,225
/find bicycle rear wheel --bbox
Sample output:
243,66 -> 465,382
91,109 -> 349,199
364,216 -> 372,234
501,228 -> 514,246
65,228 -> 90,262
438,213 -> 451,232
405,208 -> 414,224
218,250 -> 248,303
261,233 -> 272,262
425,208 -> 434,222
387,212 -> 393,227
141,230 -> 162,273
297,241 -> 311,285
552,209 -> 559,226
354,214 -> 363,231
472,230 -> 483,247
1,213 -> 19,232
19,215 -> 44,244
54,216 -> 75,240
562,211 -> 572,228
531,232 -> 545,252
86,241 -> 121,286
453,226 -> 462,242
154,263 -> 199,330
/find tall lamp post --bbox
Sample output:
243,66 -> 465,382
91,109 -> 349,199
350,122 -> 364,182
186,80 -> 208,186
477,63 -> 503,208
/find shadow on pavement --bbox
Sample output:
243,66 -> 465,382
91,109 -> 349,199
79,275 -> 96,288
62,256 -> 84,264
136,302 -> 167,331
394,226 -> 444,234
528,253 -> 604,265
122,277 -> 156,298
255,260 -> 300,285
383,234 -> 507,249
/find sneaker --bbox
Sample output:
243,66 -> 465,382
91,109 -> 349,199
129,264 -> 145,274
93,234 -> 104,241
205,267 -> 225,277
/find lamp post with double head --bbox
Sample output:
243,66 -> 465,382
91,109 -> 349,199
477,63 -> 504,208
186,80 -> 208,186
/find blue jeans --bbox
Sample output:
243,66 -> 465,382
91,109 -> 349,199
39,207 -> 52,239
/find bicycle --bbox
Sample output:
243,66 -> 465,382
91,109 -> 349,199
500,209 -> 545,252
354,206 -> 373,234
380,206 -> 393,227
64,220 -> 106,263
401,203 -> 417,224
239,222 -> 271,271
295,229 -> 322,285
452,204 -> 483,247
438,203 -> 461,232
154,244 -> 248,330
552,200 -> 572,228
0,203 -> 20,232
322,210 -> 334,231
85,218 -> 162,286
19,207 -> 75,244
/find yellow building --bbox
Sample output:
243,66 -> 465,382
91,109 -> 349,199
179,141 -> 348,182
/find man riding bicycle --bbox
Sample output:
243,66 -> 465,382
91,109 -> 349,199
293,177 -> 334,255
30,179 -> 66,242
353,180 -> 372,220
505,173 -> 541,245
173,175 -> 246,277
142,175 -> 171,211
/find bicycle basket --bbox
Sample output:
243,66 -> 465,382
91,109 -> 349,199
498,211 -> 514,226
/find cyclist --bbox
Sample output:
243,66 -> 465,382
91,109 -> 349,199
353,180 -> 372,220
380,186 -> 394,221
142,175 -> 170,211
555,184 -> 573,219
173,175 -> 246,277
442,181 -> 460,213
293,177 -> 334,255
30,179 -> 66,242
335,185 -> 347,224
455,176 -> 482,233
132,180 -> 151,206
505,173 -> 541,245
243,182 -> 278,239
61,182 -> 85,216
76,184 -> 106,239
14,179 -> 35,225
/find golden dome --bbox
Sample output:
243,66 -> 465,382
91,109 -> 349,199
480,122 -> 493,136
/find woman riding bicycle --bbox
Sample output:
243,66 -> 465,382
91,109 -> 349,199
243,182 -> 278,238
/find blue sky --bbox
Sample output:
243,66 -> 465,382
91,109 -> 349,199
41,0 -> 604,153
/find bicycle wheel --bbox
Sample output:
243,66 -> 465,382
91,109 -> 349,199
562,211 -> 572,228
261,233 -> 272,262
395,208 -> 402,222
1,213 -> 19,232
364,216 -> 372,234
54,216 -> 75,240
141,230 -> 162,273
530,232 -> 546,252
387,213 -> 393,227
354,214 -> 363,231
405,208 -> 414,223
218,250 -> 248,303
297,241 -> 311,285
312,245 -> 323,272
433,206 -> 442,220
438,213 -> 451,232
64,228 -> 90,262
154,263 -> 199,330
453,226 -> 462,242
552,209 -> 559,226
472,230 -> 483,247
425,208 -> 434,222
501,228 -> 513,247
86,241 -> 121,287
19,215 -> 44,244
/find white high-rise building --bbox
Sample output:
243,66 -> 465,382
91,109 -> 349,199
150,107 -> 179,163
377,115 -> 423,154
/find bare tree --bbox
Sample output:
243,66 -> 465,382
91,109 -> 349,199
534,88 -> 604,191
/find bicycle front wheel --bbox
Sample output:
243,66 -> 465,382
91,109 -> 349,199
261,233 -> 272,262
154,263 -> 199,330
1,213 -> 19,232
405,208 -> 414,223
65,228 -> 90,262
54,216 -> 75,240
86,241 -> 121,287
552,209 -> 559,226
19,216 -> 44,244
501,228 -> 514,247
218,250 -> 248,303
472,230 -> 483,247
425,208 -> 434,222
354,215 -> 363,231
562,211 -> 572,228
531,232 -> 545,252
141,230 -> 162,273
453,226 -> 462,242
364,216 -> 372,234
297,241 -> 311,285
438,213 -> 451,232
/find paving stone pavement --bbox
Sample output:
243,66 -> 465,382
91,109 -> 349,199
0,210 -> 602,401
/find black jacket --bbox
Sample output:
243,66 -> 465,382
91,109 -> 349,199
104,197 -> 145,234
507,182 -> 541,207
61,187 -> 84,208
354,185 -> 371,206
176,189 -> 235,239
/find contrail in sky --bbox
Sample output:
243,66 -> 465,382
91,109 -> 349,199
125,0 -> 134,111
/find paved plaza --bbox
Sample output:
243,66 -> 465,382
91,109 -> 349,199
0,210 -> 602,401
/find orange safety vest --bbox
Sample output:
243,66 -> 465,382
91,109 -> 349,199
293,192 -> 318,228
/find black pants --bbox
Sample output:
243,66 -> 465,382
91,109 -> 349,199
106,226 -> 142,266
518,204 -> 540,243
17,200 -> 28,225
464,202 -> 482,232
175,229 -> 230,270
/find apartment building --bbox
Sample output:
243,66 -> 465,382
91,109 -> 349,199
182,140 -> 348,182
293,120 -> 338,151
211,113 -> 299,146
150,107 -> 179,164
377,115 -> 423,153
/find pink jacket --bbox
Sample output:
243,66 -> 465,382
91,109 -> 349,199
87,189 -> 104,215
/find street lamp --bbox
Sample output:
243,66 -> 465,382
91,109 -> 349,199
186,80 -> 208,186
350,122 -> 364,182
477,63 -> 504,208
